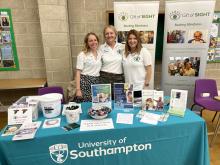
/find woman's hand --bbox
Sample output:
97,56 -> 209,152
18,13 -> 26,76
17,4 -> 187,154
76,89 -> 82,97
144,81 -> 150,87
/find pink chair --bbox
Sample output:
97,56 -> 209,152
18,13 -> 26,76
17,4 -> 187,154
191,79 -> 220,146
38,86 -> 65,104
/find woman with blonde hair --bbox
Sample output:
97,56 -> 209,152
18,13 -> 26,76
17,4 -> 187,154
75,32 -> 102,102
123,29 -> 152,91
99,25 -> 124,98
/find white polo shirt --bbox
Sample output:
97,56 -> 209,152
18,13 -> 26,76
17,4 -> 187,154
76,51 -> 102,77
100,42 -> 124,74
122,47 -> 152,91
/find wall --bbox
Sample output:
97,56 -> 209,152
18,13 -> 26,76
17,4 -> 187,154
37,0 -> 73,90
0,0 -> 46,79
0,0 -> 220,100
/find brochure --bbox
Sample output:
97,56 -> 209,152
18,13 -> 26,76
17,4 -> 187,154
114,83 -> 133,110
42,118 -> 61,129
12,121 -> 41,141
142,90 -> 155,110
1,124 -> 22,136
153,91 -> 164,111
168,89 -> 188,117
8,104 -> 32,125
91,84 -> 111,108
142,90 -> 164,111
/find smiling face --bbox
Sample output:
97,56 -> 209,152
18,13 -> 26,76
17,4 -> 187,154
128,34 -> 138,51
104,27 -> 116,45
194,31 -> 202,41
87,34 -> 99,51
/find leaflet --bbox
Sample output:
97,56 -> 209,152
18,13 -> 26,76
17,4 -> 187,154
12,121 -> 41,141
91,84 -> 111,108
42,118 -> 61,129
168,89 -> 188,117
114,83 -> 133,110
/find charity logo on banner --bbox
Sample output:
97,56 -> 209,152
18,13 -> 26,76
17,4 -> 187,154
161,0 -> 216,106
114,1 -> 159,89
49,137 -> 152,164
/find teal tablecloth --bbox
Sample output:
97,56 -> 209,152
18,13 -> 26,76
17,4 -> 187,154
0,102 -> 210,165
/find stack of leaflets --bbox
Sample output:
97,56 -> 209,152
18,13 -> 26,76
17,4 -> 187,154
114,83 -> 133,110
91,84 -> 111,108
12,121 -> 41,141
142,90 -> 164,111
1,124 -> 22,136
168,89 -> 188,117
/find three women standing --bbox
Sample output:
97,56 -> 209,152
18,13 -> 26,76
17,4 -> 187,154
74,28 -> 152,102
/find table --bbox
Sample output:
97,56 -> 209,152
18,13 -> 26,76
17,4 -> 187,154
0,78 -> 47,90
0,103 -> 210,165
0,78 -> 47,106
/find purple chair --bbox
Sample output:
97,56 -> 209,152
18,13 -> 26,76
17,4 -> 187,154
191,79 -> 220,146
38,86 -> 65,104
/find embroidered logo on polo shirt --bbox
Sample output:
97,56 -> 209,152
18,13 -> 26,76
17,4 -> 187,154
133,56 -> 140,62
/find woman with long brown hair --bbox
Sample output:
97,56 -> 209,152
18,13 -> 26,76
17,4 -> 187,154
123,29 -> 152,91
75,32 -> 102,102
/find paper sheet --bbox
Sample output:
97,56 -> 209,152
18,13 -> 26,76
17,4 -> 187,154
116,113 -> 133,124
140,112 -> 161,125
80,118 -> 114,131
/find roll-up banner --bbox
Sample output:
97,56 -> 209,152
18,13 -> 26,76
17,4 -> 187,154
114,1 -> 160,89
161,0 -> 216,106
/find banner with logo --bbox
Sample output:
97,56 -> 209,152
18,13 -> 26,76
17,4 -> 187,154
114,1 -> 159,89
161,0 -> 216,106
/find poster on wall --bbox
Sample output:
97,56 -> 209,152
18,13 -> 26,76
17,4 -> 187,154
114,1 -> 159,89
0,9 -> 19,71
161,0 -> 216,106
207,12 -> 220,63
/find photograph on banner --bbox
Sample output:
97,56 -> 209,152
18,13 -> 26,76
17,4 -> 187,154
117,31 -> 128,44
1,45 -> 14,68
168,56 -> 200,77
2,31 -> 11,43
1,16 -> 10,27
117,31 -> 155,45
139,31 -> 154,44
167,30 -> 186,44
187,30 -> 208,44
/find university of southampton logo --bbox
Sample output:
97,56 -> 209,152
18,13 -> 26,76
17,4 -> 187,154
49,144 -> 68,164
118,12 -> 128,21
169,11 -> 181,20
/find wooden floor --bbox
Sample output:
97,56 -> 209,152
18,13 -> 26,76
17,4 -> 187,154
0,110 -> 220,164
